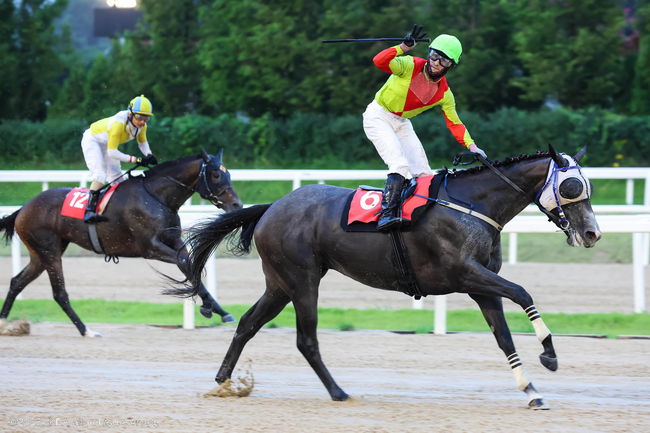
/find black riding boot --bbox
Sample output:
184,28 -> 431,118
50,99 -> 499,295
84,190 -> 106,224
377,173 -> 406,231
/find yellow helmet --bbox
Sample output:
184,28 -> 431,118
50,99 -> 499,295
128,94 -> 154,116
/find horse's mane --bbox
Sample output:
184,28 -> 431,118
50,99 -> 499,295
140,154 -> 199,178
439,151 -> 550,178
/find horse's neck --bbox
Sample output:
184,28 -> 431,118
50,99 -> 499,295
449,158 -> 549,225
143,163 -> 199,210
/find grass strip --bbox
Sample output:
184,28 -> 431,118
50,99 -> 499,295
6,299 -> 649,338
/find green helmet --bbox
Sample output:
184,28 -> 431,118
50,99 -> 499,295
429,34 -> 462,64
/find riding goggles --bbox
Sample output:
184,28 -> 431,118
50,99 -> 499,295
133,114 -> 151,123
428,50 -> 453,68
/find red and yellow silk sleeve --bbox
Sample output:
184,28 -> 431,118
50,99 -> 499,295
439,89 -> 475,148
373,45 -> 408,74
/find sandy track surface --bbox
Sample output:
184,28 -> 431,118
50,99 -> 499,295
1,257 -> 648,314
0,322 -> 649,433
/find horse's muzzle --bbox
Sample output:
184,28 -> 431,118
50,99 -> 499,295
214,188 -> 243,212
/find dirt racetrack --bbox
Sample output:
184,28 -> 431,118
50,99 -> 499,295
0,322 -> 649,433
0,257 -> 649,432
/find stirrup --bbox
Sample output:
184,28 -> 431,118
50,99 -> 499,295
377,212 -> 404,231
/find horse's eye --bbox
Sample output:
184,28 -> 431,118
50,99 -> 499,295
559,177 -> 584,199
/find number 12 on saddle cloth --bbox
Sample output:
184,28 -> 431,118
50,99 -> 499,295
60,185 -> 119,219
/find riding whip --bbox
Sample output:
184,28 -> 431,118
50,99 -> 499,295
322,37 -> 431,43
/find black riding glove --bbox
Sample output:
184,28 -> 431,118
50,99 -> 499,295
141,154 -> 158,167
403,24 -> 426,47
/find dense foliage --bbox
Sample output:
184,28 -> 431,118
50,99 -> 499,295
1,0 -> 649,167
2,108 -> 648,169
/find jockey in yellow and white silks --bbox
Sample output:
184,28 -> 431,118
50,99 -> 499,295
80,95 -> 158,223
363,26 -> 487,231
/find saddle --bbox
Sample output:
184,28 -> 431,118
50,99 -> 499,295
61,185 -> 119,220
61,185 -> 120,260
341,174 -> 443,232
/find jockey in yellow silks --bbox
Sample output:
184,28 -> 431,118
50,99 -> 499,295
363,26 -> 487,231
80,95 -> 158,223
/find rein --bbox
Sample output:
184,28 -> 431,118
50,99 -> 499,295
443,151 -> 585,233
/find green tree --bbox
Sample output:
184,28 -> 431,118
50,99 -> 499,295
198,0 -> 423,116
630,2 -> 650,114
0,1 -> 17,120
1,0 -> 70,120
512,0 -> 625,109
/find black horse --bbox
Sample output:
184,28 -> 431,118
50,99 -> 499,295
0,150 -> 242,337
179,145 -> 601,409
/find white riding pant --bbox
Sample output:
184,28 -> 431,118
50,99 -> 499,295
80,129 -> 122,185
363,100 -> 433,179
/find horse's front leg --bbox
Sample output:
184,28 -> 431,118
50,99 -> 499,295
147,239 -> 234,322
469,293 -> 549,409
462,260 -> 558,365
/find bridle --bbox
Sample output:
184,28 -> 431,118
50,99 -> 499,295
161,157 -> 233,208
533,157 -> 592,230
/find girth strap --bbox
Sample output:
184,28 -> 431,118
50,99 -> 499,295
88,224 -> 104,255
389,230 -> 423,299
87,225 -> 119,263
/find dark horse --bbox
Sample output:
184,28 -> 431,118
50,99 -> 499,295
179,145 -> 601,409
0,149 -> 242,337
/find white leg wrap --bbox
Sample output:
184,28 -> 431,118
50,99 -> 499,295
525,305 -> 551,342
531,318 -> 551,342
507,353 -> 529,391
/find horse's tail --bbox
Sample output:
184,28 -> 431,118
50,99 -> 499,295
167,204 -> 272,297
0,209 -> 20,244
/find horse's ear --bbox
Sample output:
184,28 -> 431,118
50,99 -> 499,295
548,143 -> 568,167
201,148 -> 210,162
573,146 -> 587,163
215,148 -> 224,163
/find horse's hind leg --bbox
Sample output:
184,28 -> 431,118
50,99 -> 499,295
216,285 -> 290,384
470,293 -> 548,410
293,289 -> 349,401
44,256 -> 98,337
0,256 -> 46,322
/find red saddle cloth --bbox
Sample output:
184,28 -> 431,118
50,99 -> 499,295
347,175 -> 434,225
60,184 -> 119,219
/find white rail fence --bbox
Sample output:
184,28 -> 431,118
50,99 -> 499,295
1,168 -> 649,331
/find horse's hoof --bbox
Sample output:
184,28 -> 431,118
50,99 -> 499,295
200,306 -> 213,319
221,314 -> 236,323
331,390 -> 350,401
539,354 -> 558,371
215,374 -> 229,384
528,398 -> 550,410
84,329 -> 103,338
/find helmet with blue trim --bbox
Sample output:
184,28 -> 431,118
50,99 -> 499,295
128,95 -> 154,116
